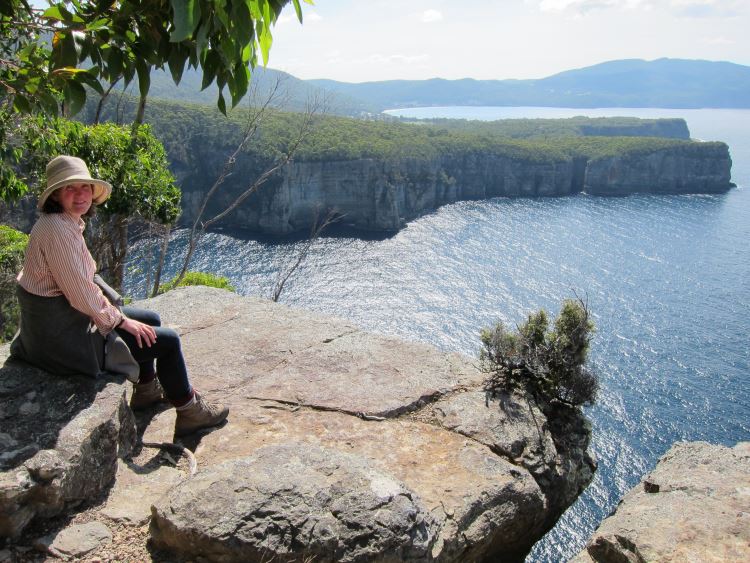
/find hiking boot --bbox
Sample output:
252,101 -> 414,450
130,378 -> 166,410
174,392 -> 229,437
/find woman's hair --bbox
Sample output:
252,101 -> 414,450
40,186 -> 97,217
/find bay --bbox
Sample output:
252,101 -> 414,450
128,107 -> 750,561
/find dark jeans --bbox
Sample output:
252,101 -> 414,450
116,307 -> 192,403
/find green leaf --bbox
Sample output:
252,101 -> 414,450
257,19 -> 272,67
38,91 -> 60,116
169,0 -> 201,42
231,63 -> 249,108
167,48 -> 188,84
53,31 -> 79,68
217,90 -> 226,115
12,95 -> 31,114
200,51 -> 219,90
41,6 -> 64,20
85,17 -> 109,31
76,70 -> 104,95
231,1 -> 253,45
106,49 -> 123,78
195,20 -> 210,55
135,59 -> 151,99
292,0 -> 303,23
63,81 -> 86,115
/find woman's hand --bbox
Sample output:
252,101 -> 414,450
119,317 -> 157,348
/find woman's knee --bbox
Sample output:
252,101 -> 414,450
156,327 -> 181,351
123,306 -> 161,327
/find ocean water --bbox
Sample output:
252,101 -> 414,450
128,107 -> 750,561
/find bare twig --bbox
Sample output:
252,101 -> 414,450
271,207 -> 341,302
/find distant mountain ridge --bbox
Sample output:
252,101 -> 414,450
308,58 -> 750,110
147,66 -> 380,117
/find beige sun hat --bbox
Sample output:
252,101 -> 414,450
37,155 -> 112,210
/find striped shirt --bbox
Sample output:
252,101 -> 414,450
17,212 -> 122,335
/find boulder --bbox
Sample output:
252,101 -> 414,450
146,404 -> 548,562
422,390 -> 596,528
0,355 -> 135,537
33,521 -> 112,558
151,443 -> 441,562
573,441 -> 750,562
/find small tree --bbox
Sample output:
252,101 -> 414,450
480,298 -> 599,407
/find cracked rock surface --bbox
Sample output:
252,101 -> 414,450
1,286 -> 596,561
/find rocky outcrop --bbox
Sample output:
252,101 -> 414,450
0,360 -> 135,537
584,142 -> 733,195
178,142 -> 733,235
414,391 -> 596,533
573,441 -> 750,562
0,287 -> 596,561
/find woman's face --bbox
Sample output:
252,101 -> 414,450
52,182 -> 93,218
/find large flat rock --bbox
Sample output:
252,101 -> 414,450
142,287 -> 482,417
573,441 -> 750,562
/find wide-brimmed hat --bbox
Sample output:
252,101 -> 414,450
37,155 -> 112,210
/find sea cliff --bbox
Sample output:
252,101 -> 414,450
178,142 -> 732,235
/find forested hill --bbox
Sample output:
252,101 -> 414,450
308,58 -> 750,110
146,66 -> 380,117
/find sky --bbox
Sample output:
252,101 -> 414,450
268,0 -> 749,82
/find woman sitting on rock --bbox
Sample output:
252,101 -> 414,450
10,155 -> 228,437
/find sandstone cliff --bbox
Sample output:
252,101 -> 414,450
574,441 -> 750,562
584,142 -> 733,196
0,287 -> 595,562
178,142 -> 732,235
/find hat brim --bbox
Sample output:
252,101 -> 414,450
37,178 -> 112,210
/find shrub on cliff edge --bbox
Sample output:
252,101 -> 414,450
158,271 -> 235,295
480,298 -> 599,407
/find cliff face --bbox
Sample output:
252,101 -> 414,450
178,142 -> 732,234
584,142 -> 733,196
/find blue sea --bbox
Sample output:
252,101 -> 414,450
128,107 -> 750,561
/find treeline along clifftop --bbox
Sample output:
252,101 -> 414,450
86,97 -> 733,235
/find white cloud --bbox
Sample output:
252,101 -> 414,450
537,0 -> 620,14
365,53 -> 430,65
421,9 -> 444,23
702,35 -> 735,45
534,0 -> 744,16
278,10 -> 322,24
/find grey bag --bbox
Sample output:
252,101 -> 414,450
93,275 -> 139,382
